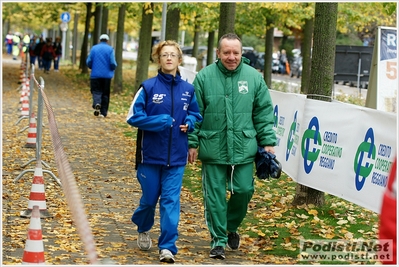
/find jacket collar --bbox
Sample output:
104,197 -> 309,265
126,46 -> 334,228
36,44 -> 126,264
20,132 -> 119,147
157,69 -> 182,84
215,57 -> 244,75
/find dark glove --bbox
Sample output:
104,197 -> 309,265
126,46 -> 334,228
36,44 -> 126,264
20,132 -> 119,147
255,146 -> 282,180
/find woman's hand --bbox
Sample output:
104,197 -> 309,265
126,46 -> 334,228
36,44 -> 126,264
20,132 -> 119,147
179,124 -> 189,133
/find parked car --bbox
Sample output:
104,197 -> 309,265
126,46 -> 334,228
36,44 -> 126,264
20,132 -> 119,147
243,50 -> 257,67
254,52 -> 280,73
242,46 -> 255,54
254,52 -> 265,71
181,46 -> 208,57
181,46 -> 216,69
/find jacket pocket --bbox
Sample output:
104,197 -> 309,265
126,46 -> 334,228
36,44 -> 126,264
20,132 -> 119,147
235,129 -> 258,160
198,131 -> 220,161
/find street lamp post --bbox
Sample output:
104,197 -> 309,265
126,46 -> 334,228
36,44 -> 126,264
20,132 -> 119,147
60,12 -> 71,62
60,22 -> 68,61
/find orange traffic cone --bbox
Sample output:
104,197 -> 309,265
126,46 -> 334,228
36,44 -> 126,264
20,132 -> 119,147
22,205 -> 46,264
25,76 -> 30,97
18,71 -> 26,85
20,94 -> 29,117
20,76 -> 28,103
18,60 -> 26,84
19,84 -> 26,104
25,112 -> 37,148
20,162 -> 52,218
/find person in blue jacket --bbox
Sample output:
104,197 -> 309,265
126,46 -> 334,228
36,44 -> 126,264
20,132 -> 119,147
126,40 -> 202,263
86,34 -> 117,118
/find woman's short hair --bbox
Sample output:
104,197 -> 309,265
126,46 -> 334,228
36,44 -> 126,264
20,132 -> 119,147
151,40 -> 182,62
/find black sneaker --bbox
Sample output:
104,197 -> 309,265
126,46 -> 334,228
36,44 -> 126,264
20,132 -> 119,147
94,104 -> 101,116
209,246 -> 225,259
227,232 -> 240,250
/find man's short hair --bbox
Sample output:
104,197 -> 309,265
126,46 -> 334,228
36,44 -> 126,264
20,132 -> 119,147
218,33 -> 242,49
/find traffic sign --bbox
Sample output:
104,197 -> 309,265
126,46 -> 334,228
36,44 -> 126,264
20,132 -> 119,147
61,12 -> 71,23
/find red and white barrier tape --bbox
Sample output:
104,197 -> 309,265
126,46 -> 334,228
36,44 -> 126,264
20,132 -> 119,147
32,75 -> 99,264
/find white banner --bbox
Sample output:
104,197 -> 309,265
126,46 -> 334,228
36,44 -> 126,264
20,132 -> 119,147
271,91 -> 307,179
185,60 -> 396,213
270,90 -> 397,213
377,27 -> 397,112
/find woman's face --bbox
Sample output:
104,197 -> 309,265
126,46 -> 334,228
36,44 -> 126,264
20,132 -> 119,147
158,45 -> 182,76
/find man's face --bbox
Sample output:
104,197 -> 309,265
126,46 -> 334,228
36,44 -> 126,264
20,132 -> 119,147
216,39 -> 242,71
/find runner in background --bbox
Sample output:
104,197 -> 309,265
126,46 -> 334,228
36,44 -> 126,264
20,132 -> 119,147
12,33 -> 21,60
5,31 -> 13,55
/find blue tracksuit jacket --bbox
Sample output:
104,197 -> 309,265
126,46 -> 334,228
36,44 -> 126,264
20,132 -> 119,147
126,70 -> 202,166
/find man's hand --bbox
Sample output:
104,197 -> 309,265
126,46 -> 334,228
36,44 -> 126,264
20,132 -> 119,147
264,146 -> 275,154
188,148 -> 197,164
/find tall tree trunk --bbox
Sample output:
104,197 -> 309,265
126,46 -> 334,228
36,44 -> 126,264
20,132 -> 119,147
292,2 -> 338,207
218,2 -> 236,40
80,2 -> 92,74
72,12 -> 79,66
280,35 -> 288,50
134,3 -> 154,91
192,15 -> 201,71
192,15 -> 200,58
301,15 -> 314,94
206,31 -> 215,65
101,6 -> 109,35
4,19 -> 10,36
308,2 -> 337,99
292,184 -> 325,206
113,3 -> 126,94
165,3 -> 180,42
93,3 -> 102,47
264,19 -> 274,88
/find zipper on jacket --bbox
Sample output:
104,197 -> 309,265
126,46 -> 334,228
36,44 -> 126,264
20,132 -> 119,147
167,80 -> 175,166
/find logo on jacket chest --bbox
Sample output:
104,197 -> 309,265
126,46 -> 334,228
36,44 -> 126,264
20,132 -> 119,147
152,93 -> 166,104
181,91 -> 191,110
238,81 -> 249,94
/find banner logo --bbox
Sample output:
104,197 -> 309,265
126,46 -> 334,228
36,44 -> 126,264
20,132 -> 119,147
301,117 -> 322,174
354,127 -> 394,191
354,128 -> 376,190
286,111 -> 298,161
273,105 -> 278,127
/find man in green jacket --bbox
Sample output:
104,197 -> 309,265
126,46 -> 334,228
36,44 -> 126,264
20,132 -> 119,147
188,33 -> 277,260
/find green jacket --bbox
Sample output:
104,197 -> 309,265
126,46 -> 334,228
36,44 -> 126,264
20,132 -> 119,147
188,58 -> 277,165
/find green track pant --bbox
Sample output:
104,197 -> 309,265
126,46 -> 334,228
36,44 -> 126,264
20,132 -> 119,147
201,162 -> 255,248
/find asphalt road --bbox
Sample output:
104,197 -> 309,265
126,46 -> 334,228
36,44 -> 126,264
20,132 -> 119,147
270,73 -> 368,99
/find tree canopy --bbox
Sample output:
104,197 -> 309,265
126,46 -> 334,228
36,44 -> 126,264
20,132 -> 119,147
3,2 -> 396,45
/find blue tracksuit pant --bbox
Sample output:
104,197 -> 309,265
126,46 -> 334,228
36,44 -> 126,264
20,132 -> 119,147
132,163 -> 185,255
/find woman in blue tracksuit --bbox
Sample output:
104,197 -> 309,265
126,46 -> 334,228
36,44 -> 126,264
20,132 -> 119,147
126,40 -> 202,264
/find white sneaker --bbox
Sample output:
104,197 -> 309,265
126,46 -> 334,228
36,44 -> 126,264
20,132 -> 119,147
159,249 -> 175,263
137,232 -> 152,251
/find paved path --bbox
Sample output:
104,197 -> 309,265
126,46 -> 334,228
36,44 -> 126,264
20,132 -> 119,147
2,55 -> 276,265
